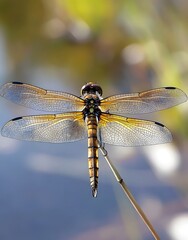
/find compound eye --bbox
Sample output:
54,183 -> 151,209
81,83 -> 102,96
81,84 -> 90,95
96,86 -> 103,96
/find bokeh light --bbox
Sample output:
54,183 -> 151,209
167,213 -> 188,240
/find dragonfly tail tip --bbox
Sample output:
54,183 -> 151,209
92,189 -> 98,198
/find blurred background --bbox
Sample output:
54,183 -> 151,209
0,0 -> 188,239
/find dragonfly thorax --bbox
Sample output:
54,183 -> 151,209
83,94 -> 101,118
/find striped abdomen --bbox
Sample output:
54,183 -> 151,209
87,115 -> 99,197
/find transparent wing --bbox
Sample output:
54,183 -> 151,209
98,113 -> 172,146
100,87 -> 187,114
1,112 -> 87,143
0,82 -> 84,112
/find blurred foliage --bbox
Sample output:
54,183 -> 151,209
0,0 -> 187,133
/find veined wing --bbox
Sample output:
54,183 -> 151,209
1,112 -> 87,143
0,82 -> 84,112
98,113 -> 172,147
100,87 -> 187,114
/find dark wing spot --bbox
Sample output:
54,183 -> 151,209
12,82 -> 24,85
155,121 -> 164,127
165,87 -> 176,90
12,117 -> 23,121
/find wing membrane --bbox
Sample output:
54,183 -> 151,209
100,87 -> 187,114
0,82 -> 84,112
98,113 -> 172,146
1,112 -> 87,143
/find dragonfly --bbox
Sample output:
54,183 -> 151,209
0,82 -> 187,197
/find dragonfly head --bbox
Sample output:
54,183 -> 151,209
81,82 -> 103,96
